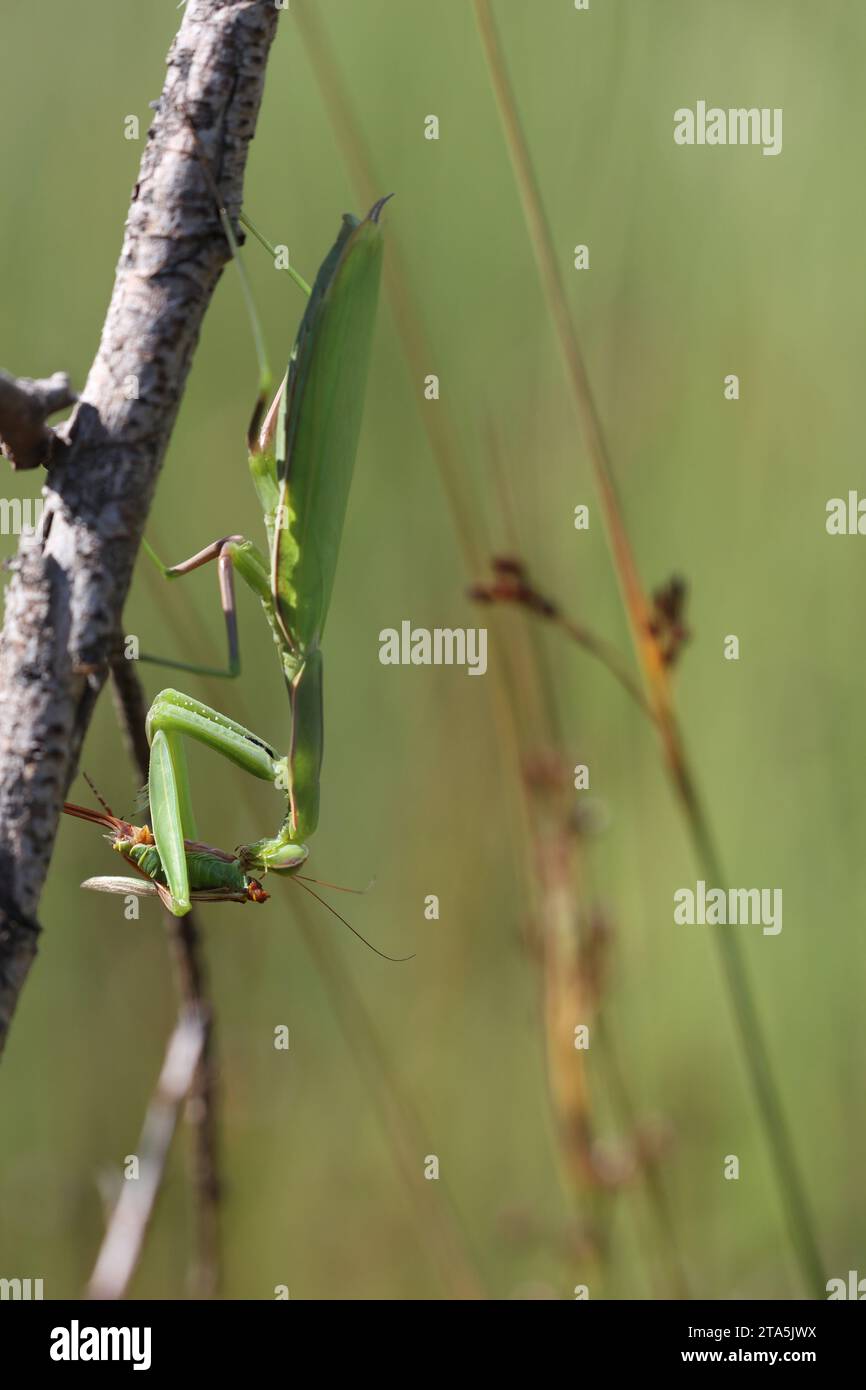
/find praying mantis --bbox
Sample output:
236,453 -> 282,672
67,196 -> 388,920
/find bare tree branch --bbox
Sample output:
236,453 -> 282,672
0,0 -> 279,1056
87,1008 -> 206,1301
0,371 -> 77,471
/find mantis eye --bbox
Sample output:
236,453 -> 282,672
266,843 -> 309,874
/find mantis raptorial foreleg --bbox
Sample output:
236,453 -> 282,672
139,530 -> 323,913
146,689 -> 281,783
145,688 -> 305,913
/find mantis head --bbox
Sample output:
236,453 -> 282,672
241,840 -> 310,877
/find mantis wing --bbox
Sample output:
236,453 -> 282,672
273,198 -> 387,656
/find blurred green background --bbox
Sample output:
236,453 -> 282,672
1,0 -> 863,1299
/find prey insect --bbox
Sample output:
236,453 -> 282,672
64,785 -> 407,958
63,799 -> 270,909
70,193 -> 388,918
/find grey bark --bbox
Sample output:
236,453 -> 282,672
0,372 -> 77,471
0,0 -> 279,1055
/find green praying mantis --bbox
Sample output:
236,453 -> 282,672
66,195 -> 389,927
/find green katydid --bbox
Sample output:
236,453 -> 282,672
74,197 -> 390,923
63,796 -> 271,909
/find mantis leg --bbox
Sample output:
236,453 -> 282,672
146,688 -> 284,915
138,536 -> 272,679
285,649 -> 323,841
148,728 -> 195,913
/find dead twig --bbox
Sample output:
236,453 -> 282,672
0,0 -> 280,1057
0,371 -> 77,471
87,1009 -> 206,1301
